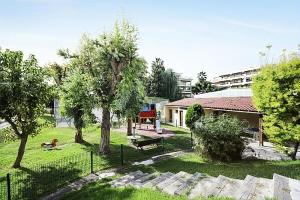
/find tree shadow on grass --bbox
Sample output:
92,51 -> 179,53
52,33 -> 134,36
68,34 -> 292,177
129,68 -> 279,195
80,141 -> 167,171
12,163 -> 84,200
60,180 -> 137,200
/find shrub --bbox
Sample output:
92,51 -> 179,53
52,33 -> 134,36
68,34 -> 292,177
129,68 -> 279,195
194,114 -> 246,161
185,104 -> 204,130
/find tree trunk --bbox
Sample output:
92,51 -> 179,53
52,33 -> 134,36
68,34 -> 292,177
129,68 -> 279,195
13,134 -> 28,168
75,129 -> 84,143
99,107 -> 111,154
290,142 -> 299,160
127,117 -> 132,136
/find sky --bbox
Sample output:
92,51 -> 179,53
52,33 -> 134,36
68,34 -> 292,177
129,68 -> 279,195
1,0 -> 300,81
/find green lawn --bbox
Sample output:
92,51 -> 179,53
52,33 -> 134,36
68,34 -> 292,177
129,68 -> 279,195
0,123 -> 191,199
1,122 -> 300,200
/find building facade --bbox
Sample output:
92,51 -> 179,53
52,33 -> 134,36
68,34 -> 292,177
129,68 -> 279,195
164,89 -> 260,132
164,97 -> 260,129
175,73 -> 193,98
212,67 -> 260,89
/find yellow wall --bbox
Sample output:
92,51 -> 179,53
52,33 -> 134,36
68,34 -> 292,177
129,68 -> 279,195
164,106 -> 259,129
203,109 -> 259,128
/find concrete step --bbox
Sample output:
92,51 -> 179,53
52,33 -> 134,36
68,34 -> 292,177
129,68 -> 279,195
110,171 -> 145,187
238,175 -> 273,200
216,175 -> 245,198
110,170 -> 300,200
156,171 -> 188,190
202,175 -> 239,197
274,173 -> 300,200
174,172 -> 205,195
188,176 -> 218,199
129,173 -> 157,188
142,172 -> 174,188
162,172 -> 193,195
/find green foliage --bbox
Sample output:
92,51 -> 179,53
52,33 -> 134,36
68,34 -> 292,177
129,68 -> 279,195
147,58 -> 166,97
0,49 -> 52,138
252,57 -> 300,159
0,127 -> 17,143
192,71 -> 218,94
60,69 -> 95,134
185,104 -> 204,130
0,49 -> 52,167
147,58 -> 182,101
59,20 -> 141,152
46,62 -> 68,86
113,58 -> 147,118
194,115 -> 246,161
162,69 -> 182,101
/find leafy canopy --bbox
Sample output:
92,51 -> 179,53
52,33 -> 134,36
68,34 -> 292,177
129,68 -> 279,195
147,58 -> 182,101
60,68 -> 95,131
252,57 -> 300,156
192,71 -> 218,94
185,104 -> 204,130
113,57 -> 147,118
0,49 -> 51,138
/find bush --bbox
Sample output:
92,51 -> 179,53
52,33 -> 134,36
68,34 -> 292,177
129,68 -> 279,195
185,104 -> 204,130
194,114 -> 246,161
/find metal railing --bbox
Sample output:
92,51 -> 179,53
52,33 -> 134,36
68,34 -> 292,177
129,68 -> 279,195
0,135 -> 193,200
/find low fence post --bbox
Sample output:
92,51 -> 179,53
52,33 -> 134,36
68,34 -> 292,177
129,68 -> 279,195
162,138 -> 164,153
120,144 -> 124,166
190,131 -> 193,148
90,151 -> 94,174
6,173 -> 11,200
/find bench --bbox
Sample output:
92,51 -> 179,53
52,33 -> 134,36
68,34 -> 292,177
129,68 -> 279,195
132,138 -> 162,150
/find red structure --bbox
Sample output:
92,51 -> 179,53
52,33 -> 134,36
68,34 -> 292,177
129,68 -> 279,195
138,103 -> 156,128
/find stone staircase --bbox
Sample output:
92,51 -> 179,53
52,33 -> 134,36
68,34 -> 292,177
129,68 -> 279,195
110,171 -> 300,200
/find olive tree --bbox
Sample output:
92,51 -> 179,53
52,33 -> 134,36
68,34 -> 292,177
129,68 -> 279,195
60,21 -> 141,153
113,58 -> 147,135
0,49 -> 51,168
252,57 -> 300,160
60,68 -> 95,143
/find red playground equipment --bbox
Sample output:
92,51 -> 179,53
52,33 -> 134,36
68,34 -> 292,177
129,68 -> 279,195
138,103 -> 156,128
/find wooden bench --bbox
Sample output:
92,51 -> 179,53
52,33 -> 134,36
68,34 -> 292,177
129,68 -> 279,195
132,138 -> 162,150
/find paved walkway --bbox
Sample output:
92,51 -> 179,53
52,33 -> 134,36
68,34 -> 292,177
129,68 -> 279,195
243,138 -> 300,161
42,169 -> 117,200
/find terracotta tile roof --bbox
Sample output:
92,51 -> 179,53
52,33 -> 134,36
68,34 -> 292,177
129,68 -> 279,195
166,97 -> 258,113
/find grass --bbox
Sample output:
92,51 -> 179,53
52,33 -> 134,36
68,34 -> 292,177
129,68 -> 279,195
0,121 -> 191,199
0,123 -> 191,176
1,120 -> 300,199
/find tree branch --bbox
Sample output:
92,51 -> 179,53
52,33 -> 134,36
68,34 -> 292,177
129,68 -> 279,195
4,117 -> 22,138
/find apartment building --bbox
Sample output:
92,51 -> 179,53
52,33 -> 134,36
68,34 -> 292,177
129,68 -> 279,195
175,73 -> 193,97
212,67 -> 260,89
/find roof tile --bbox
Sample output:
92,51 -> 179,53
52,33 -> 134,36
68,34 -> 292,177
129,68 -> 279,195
166,97 -> 258,112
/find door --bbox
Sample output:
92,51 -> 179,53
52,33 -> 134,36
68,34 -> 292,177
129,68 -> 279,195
179,111 -> 183,126
169,109 -> 173,123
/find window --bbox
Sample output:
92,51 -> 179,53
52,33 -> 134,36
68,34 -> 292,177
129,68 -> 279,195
169,110 -> 172,123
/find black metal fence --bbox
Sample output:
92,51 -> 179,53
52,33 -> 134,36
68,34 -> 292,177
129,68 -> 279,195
0,136 -> 193,200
